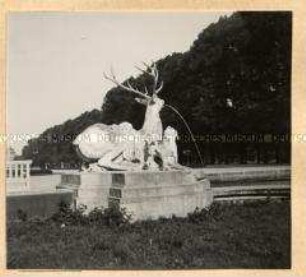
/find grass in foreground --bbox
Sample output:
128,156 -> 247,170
7,200 -> 290,269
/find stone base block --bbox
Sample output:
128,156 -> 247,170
57,170 -> 213,220
57,172 -> 112,211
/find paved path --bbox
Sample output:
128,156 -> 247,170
195,165 -> 290,173
7,165 -> 290,195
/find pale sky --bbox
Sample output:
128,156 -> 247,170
7,12 -> 232,153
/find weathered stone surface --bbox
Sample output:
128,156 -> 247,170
58,170 -> 213,220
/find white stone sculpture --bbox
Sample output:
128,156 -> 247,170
73,63 -> 181,171
160,126 -> 179,166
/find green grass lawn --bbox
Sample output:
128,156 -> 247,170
7,200 -> 290,269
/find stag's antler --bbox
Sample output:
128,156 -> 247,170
103,68 -> 151,100
104,63 -> 163,99
137,62 -> 163,94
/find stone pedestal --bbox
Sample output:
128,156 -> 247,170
57,170 -> 213,220
57,172 -> 112,211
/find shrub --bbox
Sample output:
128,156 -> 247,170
50,202 -> 132,227
187,203 -> 224,223
16,209 -> 27,222
88,206 -> 132,227
187,207 -> 209,223
50,201 -> 88,225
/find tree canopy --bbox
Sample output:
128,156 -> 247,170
22,12 -> 292,167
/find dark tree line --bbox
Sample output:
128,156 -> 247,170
22,12 -> 291,168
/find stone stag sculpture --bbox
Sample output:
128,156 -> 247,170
73,63 -> 182,171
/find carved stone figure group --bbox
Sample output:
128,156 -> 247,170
73,63 -> 182,171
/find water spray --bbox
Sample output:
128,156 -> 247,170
164,104 -> 205,167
